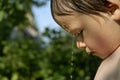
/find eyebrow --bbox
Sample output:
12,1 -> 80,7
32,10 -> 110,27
62,25 -> 77,36
62,25 -> 71,33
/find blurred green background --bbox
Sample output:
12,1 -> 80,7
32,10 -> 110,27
0,0 -> 102,80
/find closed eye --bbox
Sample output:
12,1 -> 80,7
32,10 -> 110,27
75,30 -> 83,41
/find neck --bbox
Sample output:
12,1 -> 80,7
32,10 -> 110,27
105,44 -> 120,60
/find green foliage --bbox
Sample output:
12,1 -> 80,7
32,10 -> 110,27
41,28 -> 102,80
0,0 -> 102,80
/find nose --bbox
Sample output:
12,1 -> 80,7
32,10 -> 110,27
77,41 -> 86,49
77,41 -> 93,54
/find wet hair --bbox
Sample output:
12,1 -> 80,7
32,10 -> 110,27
51,0 -> 111,16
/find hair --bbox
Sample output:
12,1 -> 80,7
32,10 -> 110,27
51,0 -> 111,16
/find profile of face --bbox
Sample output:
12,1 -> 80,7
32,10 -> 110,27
52,0 -> 120,59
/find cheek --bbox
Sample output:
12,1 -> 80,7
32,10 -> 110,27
83,29 -> 112,54
84,35 -> 104,51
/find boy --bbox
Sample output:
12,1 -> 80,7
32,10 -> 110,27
51,0 -> 120,80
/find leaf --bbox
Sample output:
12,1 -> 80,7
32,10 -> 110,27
0,11 -> 4,21
15,1 -> 23,10
11,72 -> 18,80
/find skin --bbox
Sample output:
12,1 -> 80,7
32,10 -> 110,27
54,2 -> 120,59
108,0 -> 120,20
52,0 -> 120,79
94,46 -> 120,80
108,0 -> 120,7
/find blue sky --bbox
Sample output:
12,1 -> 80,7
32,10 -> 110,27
32,1 -> 59,32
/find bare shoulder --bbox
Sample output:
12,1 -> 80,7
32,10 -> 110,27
94,47 -> 120,80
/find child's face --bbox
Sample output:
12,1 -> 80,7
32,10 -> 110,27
54,12 -> 120,59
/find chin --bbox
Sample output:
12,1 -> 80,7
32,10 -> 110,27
90,52 -> 105,59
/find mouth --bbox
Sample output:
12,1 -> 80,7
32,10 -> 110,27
87,51 -> 96,55
85,47 -> 97,56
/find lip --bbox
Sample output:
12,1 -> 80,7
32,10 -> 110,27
87,51 -> 96,55
91,52 -> 96,55
85,47 -> 97,55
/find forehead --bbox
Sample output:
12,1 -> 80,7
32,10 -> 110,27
54,11 -> 82,24
55,15 -> 73,23
54,13 -> 84,34
54,13 -> 78,27
54,15 -> 73,32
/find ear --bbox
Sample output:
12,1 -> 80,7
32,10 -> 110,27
108,0 -> 120,7
107,0 -> 120,20
111,8 -> 120,20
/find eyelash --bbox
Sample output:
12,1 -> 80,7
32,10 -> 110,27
76,30 -> 83,38
74,30 -> 84,41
